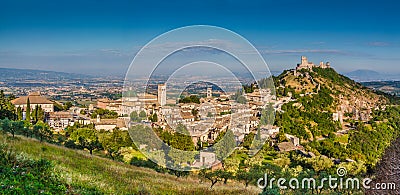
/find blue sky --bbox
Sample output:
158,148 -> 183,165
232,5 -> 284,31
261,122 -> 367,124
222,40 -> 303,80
0,0 -> 399,76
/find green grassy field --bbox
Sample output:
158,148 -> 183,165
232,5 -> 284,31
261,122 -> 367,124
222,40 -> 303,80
0,134 -> 260,195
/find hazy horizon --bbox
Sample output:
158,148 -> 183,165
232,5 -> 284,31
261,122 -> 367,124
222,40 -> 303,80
1,0 -> 400,77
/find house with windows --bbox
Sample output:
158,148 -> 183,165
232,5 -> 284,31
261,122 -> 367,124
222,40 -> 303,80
11,92 -> 54,113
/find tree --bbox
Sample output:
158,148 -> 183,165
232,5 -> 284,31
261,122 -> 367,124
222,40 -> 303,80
260,104 -> 275,126
130,111 -> 140,122
70,128 -> 101,155
167,148 -> 195,169
223,157 -> 241,173
100,129 -> 131,160
17,107 -> 23,121
31,105 -> 45,123
213,129 -> 236,160
32,105 -> 38,122
91,108 -> 118,119
33,121 -> 52,142
0,118 -> 11,135
10,120 -> 24,138
26,98 -> 31,123
0,91 -> 16,120
178,95 -> 200,104
207,112 -> 213,118
306,156 -> 333,173
242,132 -> 255,149
0,118 -> 23,138
0,90 -> 4,108
191,108 -> 198,117
237,165 -> 264,187
199,169 -> 223,189
37,106 -> 45,122
148,113 -> 158,122
218,170 -> 234,184
64,101 -> 73,110
170,124 -> 195,151
21,120 -> 32,137
139,110 -> 147,118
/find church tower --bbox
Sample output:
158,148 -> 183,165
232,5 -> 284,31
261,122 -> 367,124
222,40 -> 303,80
157,84 -> 166,106
207,87 -> 212,98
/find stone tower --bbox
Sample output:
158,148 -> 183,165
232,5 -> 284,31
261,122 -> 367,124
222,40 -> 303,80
207,87 -> 212,98
301,56 -> 308,65
157,84 -> 166,106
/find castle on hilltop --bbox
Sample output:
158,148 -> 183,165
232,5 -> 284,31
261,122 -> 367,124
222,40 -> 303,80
296,56 -> 330,71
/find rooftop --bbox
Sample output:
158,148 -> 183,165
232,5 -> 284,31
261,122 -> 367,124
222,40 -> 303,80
11,92 -> 54,105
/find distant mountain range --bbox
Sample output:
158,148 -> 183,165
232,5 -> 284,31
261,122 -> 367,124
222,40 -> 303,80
0,68 -> 94,81
0,67 -> 399,83
343,69 -> 400,82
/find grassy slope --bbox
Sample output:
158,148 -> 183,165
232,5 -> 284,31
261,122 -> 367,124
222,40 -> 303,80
1,134 -> 260,195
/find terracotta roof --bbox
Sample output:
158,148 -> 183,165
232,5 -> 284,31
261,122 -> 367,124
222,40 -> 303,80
276,142 -> 296,152
92,119 -> 118,125
11,94 -> 53,105
97,98 -> 112,103
48,112 -> 73,119
181,112 -> 195,119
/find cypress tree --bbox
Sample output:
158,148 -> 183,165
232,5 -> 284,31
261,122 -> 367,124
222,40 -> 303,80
26,98 -> 31,123
17,107 -> 23,120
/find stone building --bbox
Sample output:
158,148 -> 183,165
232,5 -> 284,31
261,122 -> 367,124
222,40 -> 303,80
157,84 -> 166,106
11,92 -> 54,113
206,87 -> 212,98
296,56 -> 330,71
47,111 -> 74,131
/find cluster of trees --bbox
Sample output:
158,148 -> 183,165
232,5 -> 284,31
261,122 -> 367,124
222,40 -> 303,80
306,106 -> 400,169
65,124 -> 134,160
178,95 -> 200,104
29,104 -> 45,123
275,86 -> 340,140
0,90 -> 16,120
91,108 -> 118,119
130,110 -> 147,122
347,121 -> 399,167
0,118 -> 52,142
242,84 -> 255,93
1,105 -> 135,162
54,101 -> 74,111
15,97 -> 47,125
0,91 -> 54,142
148,113 -> 158,122
312,67 -> 357,87
231,89 -> 247,104
129,124 -> 196,171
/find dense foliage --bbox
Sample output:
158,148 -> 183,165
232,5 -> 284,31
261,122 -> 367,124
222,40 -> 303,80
275,87 -> 340,140
178,95 -> 200,104
91,108 -> 118,119
0,90 -> 16,120
0,143 -> 67,194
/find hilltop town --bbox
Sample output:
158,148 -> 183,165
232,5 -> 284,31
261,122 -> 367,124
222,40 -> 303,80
6,56 -> 387,157
1,56 -> 399,194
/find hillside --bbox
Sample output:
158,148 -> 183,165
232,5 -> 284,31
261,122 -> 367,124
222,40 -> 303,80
274,67 -> 388,141
269,67 -> 400,174
0,134 -> 259,195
